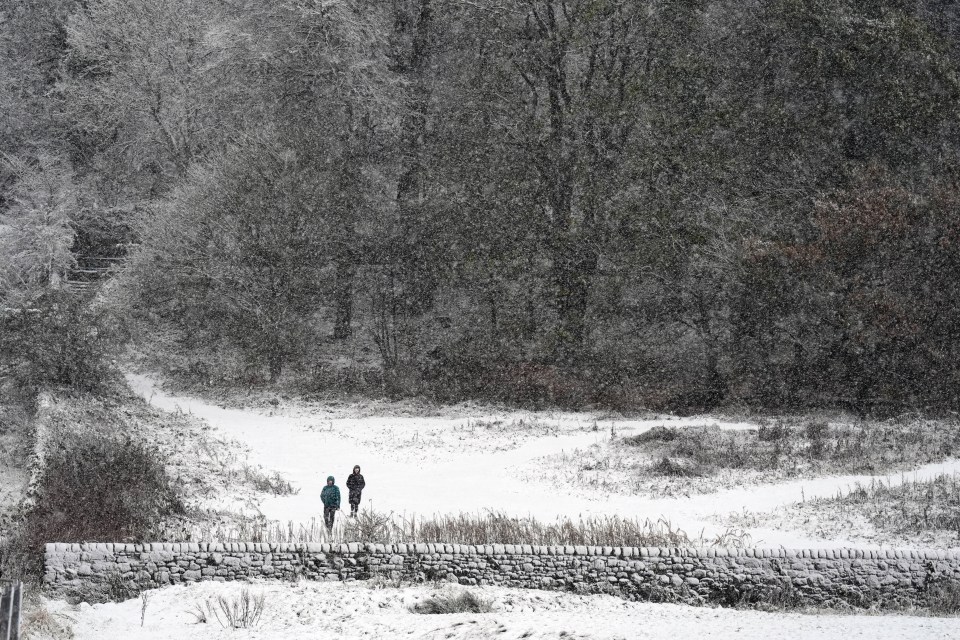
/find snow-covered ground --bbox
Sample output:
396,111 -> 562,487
125,373 -> 960,549
37,580 -> 960,640
30,375 -> 958,639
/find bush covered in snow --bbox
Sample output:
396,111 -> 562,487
25,430 -> 184,546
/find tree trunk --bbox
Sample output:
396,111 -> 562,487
693,292 -> 727,406
786,341 -> 804,408
333,260 -> 355,340
486,286 -> 498,335
393,0 -> 436,316
268,350 -> 283,383
551,242 -> 598,363
704,347 -> 727,406
330,102 -> 365,341
523,295 -> 537,342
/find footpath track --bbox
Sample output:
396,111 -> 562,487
127,373 -> 960,548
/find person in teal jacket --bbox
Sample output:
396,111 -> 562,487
320,476 -> 341,533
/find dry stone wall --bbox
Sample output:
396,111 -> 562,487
45,543 -> 960,607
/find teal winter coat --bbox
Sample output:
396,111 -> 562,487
321,477 -> 341,509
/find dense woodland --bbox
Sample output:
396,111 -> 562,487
3,0 -> 960,414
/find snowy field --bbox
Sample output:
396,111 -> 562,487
126,373 -> 960,549
29,374 -> 958,640
37,580 -> 960,640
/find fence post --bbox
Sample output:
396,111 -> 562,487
11,582 -> 21,640
0,581 -> 9,640
0,580 -> 22,640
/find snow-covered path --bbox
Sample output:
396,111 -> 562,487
44,580 -> 960,640
127,373 -> 960,548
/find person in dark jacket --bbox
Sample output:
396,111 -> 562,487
320,475 -> 340,532
346,465 -> 365,517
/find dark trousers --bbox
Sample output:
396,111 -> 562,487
324,506 -> 337,531
349,492 -> 361,516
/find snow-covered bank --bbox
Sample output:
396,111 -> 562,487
39,580 -> 960,640
126,373 -> 960,548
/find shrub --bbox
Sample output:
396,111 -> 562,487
625,426 -> 680,445
757,423 -> 787,442
309,363 -> 384,396
411,591 -> 493,614
805,421 -> 829,458
204,589 -> 266,629
24,431 -> 184,546
51,569 -> 143,605
366,574 -> 407,590
421,342 -> 638,409
707,580 -> 802,610
105,571 -> 142,602
927,579 -> 960,615
0,290 -> 121,395
650,456 -> 701,477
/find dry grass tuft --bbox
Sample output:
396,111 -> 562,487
21,606 -> 75,640
625,418 -> 960,478
411,590 -> 494,614
169,509 -> 752,548
821,475 -> 960,541
724,474 -> 960,548
235,465 -> 299,496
